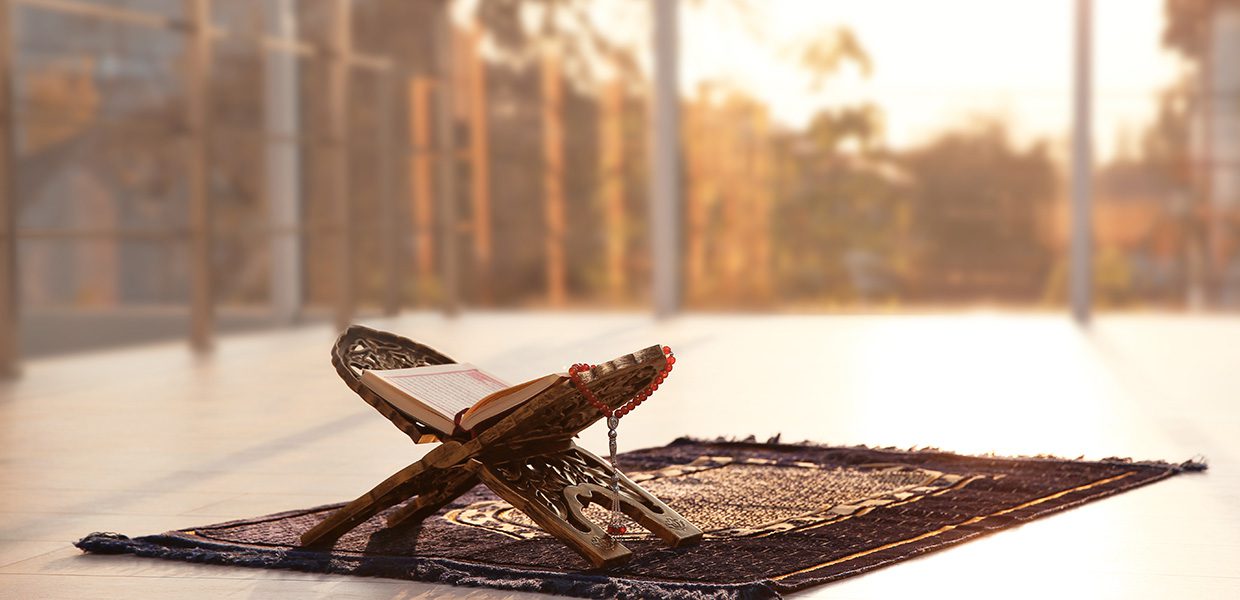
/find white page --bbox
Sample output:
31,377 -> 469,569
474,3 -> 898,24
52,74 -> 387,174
371,363 -> 510,418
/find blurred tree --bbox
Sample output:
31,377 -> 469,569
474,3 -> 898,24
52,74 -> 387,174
1092,78 -> 1197,306
1075,0 -> 1234,308
772,105 -> 906,304
1162,0 -> 1240,59
467,0 -> 653,307
768,24 -> 905,306
900,120 -> 1057,301
471,0 -> 644,83
791,27 -> 873,91
1159,0 -> 1240,306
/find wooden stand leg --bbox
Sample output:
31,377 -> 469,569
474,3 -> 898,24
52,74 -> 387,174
300,441 -> 479,546
385,465 -> 479,528
301,463 -> 433,546
477,443 -> 703,568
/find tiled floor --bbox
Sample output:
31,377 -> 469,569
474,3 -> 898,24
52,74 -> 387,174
1,311 -> 1237,598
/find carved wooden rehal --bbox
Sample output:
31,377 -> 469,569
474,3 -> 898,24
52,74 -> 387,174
298,325 -> 703,567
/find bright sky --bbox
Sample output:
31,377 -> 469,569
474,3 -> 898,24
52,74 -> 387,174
680,0 -> 1187,162
457,0 -> 1187,163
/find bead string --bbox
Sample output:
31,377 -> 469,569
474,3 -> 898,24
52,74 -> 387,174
568,345 -> 675,419
567,346 -> 675,536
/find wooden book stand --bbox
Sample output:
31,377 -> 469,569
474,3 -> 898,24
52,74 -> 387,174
299,326 -> 703,568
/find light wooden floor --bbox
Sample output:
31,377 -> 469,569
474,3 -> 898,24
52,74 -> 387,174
1,311 -> 1237,599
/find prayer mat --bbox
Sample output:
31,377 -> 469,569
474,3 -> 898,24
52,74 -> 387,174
76,438 -> 1203,599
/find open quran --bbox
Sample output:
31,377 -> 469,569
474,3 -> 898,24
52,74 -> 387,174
361,364 -> 563,434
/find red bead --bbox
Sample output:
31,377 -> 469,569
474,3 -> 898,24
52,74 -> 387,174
568,347 -> 676,424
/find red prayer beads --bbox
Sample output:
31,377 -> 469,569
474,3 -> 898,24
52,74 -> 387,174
567,346 -> 674,419
567,346 -> 675,537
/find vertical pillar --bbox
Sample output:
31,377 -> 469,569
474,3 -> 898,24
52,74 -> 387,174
651,0 -> 681,316
267,0 -> 302,324
0,0 -> 18,377
379,72 -> 399,315
327,0 -> 353,330
542,48 -> 566,307
1189,9 -> 1213,310
186,0 -> 214,350
684,88 -> 708,302
466,27 -> 492,304
720,102 -> 740,299
1070,0 -> 1093,325
432,4 -> 459,314
600,79 -> 627,303
409,77 -> 435,284
1207,5 -> 1240,304
751,108 -> 772,300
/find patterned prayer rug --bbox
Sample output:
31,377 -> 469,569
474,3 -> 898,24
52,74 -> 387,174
76,438 -> 1203,599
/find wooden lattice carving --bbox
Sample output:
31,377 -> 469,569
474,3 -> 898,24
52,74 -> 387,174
331,327 -> 456,443
302,326 -> 702,567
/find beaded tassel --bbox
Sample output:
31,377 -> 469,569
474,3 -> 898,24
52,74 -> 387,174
568,346 -> 675,537
606,415 -> 622,534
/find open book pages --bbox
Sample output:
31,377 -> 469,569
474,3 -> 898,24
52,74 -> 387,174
360,363 -> 564,435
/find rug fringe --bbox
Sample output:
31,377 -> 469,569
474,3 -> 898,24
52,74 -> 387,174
74,531 -> 781,600
668,435 -> 1209,473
